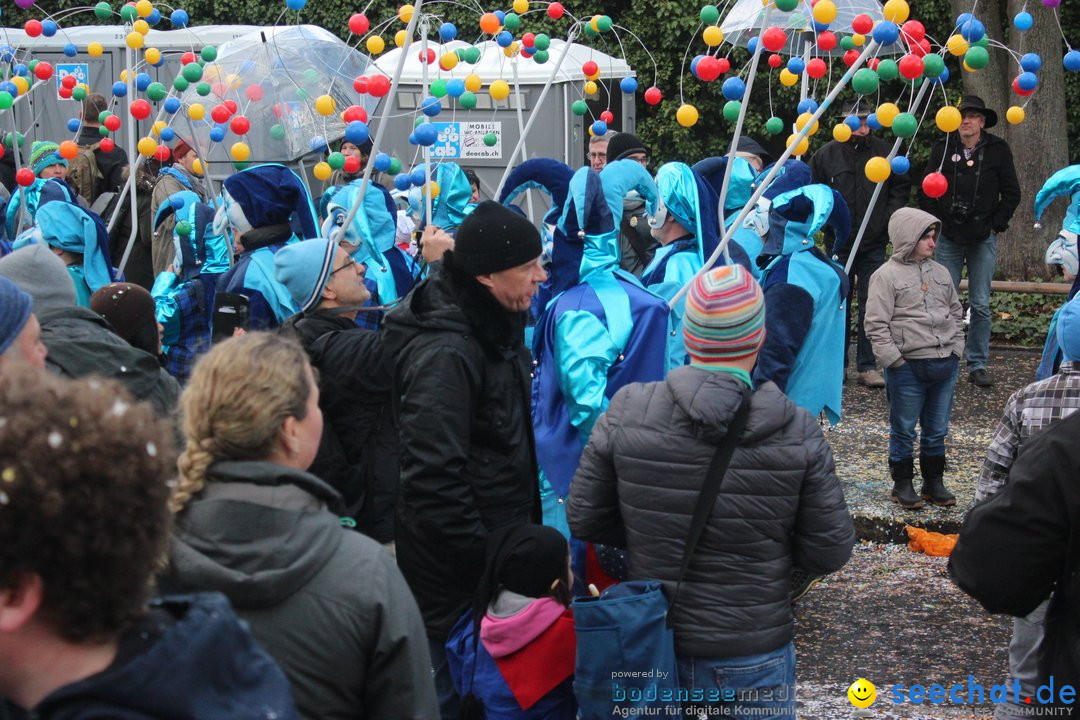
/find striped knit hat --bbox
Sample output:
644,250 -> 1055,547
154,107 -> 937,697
683,265 -> 766,365
30,141 -> 67,176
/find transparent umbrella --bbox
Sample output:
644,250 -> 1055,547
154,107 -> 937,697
176,24 -> 379,163
720,0 -> 895,57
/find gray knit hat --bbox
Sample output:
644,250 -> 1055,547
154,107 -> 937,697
0,244 -> 78,313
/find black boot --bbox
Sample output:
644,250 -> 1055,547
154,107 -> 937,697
919,454 -> 956,507
889,458 -> 924,510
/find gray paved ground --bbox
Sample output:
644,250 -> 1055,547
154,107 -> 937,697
793,349 -> 1042,719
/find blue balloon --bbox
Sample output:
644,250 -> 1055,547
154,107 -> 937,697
394,173 -> 412,191
414,123 -> 438,146
494,10 -> 505,23
41,20 -> 58,37
66,118 -> 81,132
309,136 -> 328,152
0,82 -> 16,95
345,121 -> 369,145
209,126 -> 226,142
872,21 -> 899,45
798,98 -> 819,114
285,0 -> 306,10
373,153 -> 391,172
960,18 -> 985,43
590,120 -> 608,136
421,96 -> 442,117
930,66 -> 950,84
1017,71 -> 1039,91
747,37 -> 759,54
112,81 -> 128,97
1020,53 -> 1042,72
496,31 -> 513,48
63,43 -> 77,57
866,113 -> 882,131
408,132 -> 417,145
620,76 -> 638,94
147,8 -> 161,25
410,165 -> 428,185
1065,50 -> 1080,72
12,64 -> 27,77
0,47 -> 14,64
1013,11 -> 1033,31
722,77 -> 745,101
690,55 -> 705,77
439,22 -> 457,42
787,57 -> 806,75
160,127 -> 176,142
164,97 -> 181,114
890,156 -> 911,174
844,114 -> 862,131
170,9 -> 189,26
136,72 -> 152,91
813,21 -> 829,32
955,12 -> 973,26
446,78 -> 466,97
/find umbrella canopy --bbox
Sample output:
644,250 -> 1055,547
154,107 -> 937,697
720,0 -> 895,56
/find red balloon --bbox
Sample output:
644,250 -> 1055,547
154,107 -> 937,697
181,51 -> 197,65
343,155 -> 361,173
230,115 -> 251,134
58,86 -> 73,99
0,145 -> 5,161
522,33 -> 535,48
348,13 -> 370,35
716,57 -> 731,74
922,172 -> 948,199
223,100 -> 238,114
1012,76 -> 1036,96
600,109 -> 614,123
901,20 -> 925,43
644,86 -> 663,105
353,76 -> 368,94
767,53 -> 783,69
817,31 -> 837,51
103,114 -> 122,132
155,146 -> 172,162
16,168 -> 35,187
24,20 -> 43,38
343,104 -> 367,122
33,62 -> 53,81
842,49 -> 860,67
898,54 -> 924,79
99,138 -> 115,153
698,56 -> 722,81
547,2 -> 564,19
272,103 -> 286,118
417,48 -> 435,64
807,58 -> 827,79
583,61 -> 599,77
246,84 -> 264,101
130,99 -> 152,120
211,82 -> 228,98
61,74 -> 78,89
852,13 -> 873,34
210,104 -> 231,124
367,75 -> 391,97
868,58 -> 880,71
761,26 -> 787,53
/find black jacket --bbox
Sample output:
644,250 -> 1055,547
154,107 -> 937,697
919,131 -> 1021,244
808,134 -> 912,258
284,310 -> 398,543
382,261 -> 541,639
950,410 -> 1080,692
567,368 -> 854,658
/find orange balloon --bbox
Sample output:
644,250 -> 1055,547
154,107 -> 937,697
479,12 -> 501,34
58,140 -> 79,160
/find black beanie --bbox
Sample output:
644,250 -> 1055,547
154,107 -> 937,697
453,200 -> 541,275
606,132 -> 650,163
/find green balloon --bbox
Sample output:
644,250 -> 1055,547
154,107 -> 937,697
72,86 -> 87,101
922,54 -> 945,78
533,50 -> 549,64
200,46 -> 217,62
582,24 -> 598,38
4,132 -> 25,148
294,87 -> 308,100
233,161 -> 250,171
571,99 -> 588,116
459,91 -> 477,109
840,35 -> 856,51
98,110 -> 111,124
327,151 -> 345,170
852,68 -> 879,95
0,91 -> 14,110
964,46 -> 989,70
28,60 -> 39,73
302,68 -> 319,85
596,15 -> 613,32
534,33 -> 550,51
146,82 -> 167,101
975,35 -> 989,48
388,157 -> 402,175
430,79 -> 448,98
700,5 -> 720,24
892,112 -> 918,137
173,76 -> 190,92
723,100 -> 742,122
483,132 -> 498,146
94,1 -> 112,19
504,13 -> 520,31
463,47 -> 481,64
765,116 -> 784,135
270,124 -> 285,141
182,63 -> 203,82
99,125 -> 110,136
876,59 -> 899,81
413,115 -> 426,128
119,4 -> 137,21
196,82 -> 211,96
775,0 -> 799,10
176,220 -> 192,236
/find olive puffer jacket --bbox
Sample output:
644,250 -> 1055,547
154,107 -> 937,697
567,367 -> 854,658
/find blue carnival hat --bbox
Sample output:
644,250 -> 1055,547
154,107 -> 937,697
0,274 -> 32,355
33,202 -> 114,293
221,164 -> 318,239
1058,294 -> 1080,363
273,238 -> 337,313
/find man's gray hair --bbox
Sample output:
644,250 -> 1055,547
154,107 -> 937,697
589,130 -> 617,146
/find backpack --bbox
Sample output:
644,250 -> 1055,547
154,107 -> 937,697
67,141 -> 105,204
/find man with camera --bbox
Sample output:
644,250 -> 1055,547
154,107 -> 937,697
920,96 -> 1020,387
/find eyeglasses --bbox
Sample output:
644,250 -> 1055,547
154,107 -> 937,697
329,258 -> 358,276
588,152 -> 607,161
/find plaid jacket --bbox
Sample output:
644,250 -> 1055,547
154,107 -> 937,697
155,274 -> 215,384
975,361 -> 1080,502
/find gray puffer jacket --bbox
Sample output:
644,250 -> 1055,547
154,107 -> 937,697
567,367 -> 854,658
864,207 -> 965,369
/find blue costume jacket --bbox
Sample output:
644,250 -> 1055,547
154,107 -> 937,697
1034,166 -> 1080,379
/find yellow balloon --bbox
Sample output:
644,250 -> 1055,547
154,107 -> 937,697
490,79 -> 510,101
426,180 -> 441,198
314,162 -> 333,181
394,30 -> 408,47
88,41 -> 105,57
203,65 -> 222,82
946,34 -> 968,56
882,0 -> 910,23
440,52 -> 458,70
851,33 -> 865,47
585,70 -> 600,81
513,0 -> 529,12
503,42 -> 519,57
864,156 -> 891,182
876,102 -> 900,127
230,142 -> 251,162
315,94 -> 336,116
779,69 -> 799,87
187,103 -> 206,121
366,36 -> 386,55
786,133 -> 810,156
936,105 -> 962,132
833,123 -> 852,142
132,19 -> 150,35
963,61 -> 976,72
1006,105 -> 1026,124
137,137 -> 158,157
398,3 -> 415,22
677,104 -> 699,128
191,158 -> 203,176
795,112 -> 820,136
583,80 -> 598,96
125,31 -> 144,49
703,26 -> 724,47
135,0 -> 154,17
589,15 -> 601,32
812,0 -> 837,24
464,74 -> 482,92
10,77 -> 29,96
151,120 -> 167,137
119,69 -> 130,82
144,47 -> 161,65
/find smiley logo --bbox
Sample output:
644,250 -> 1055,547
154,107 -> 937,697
847,678 -> 877,708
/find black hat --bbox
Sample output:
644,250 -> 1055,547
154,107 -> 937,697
958,95 -> 997,128
736,136 -> 774,165
851,99 -> 872,118
606,132 -> 650,163
453,200 -> 542,275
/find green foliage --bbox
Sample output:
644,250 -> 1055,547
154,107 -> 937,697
982,291 -> 1062,347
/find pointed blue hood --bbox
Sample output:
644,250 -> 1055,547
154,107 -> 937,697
1034,165 -> 1080,235
428,163 -> 474,231
692,155 -> 758,214
763,184 -> 851,257
154,190 -> 230,280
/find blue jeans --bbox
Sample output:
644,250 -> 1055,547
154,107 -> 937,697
678,642 -> 796,719
885,359 -> 959,461
429,635 -> 460,720
935,233 -> 997,371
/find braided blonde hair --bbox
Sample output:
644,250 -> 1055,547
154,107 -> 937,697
172,332 -> 313,514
